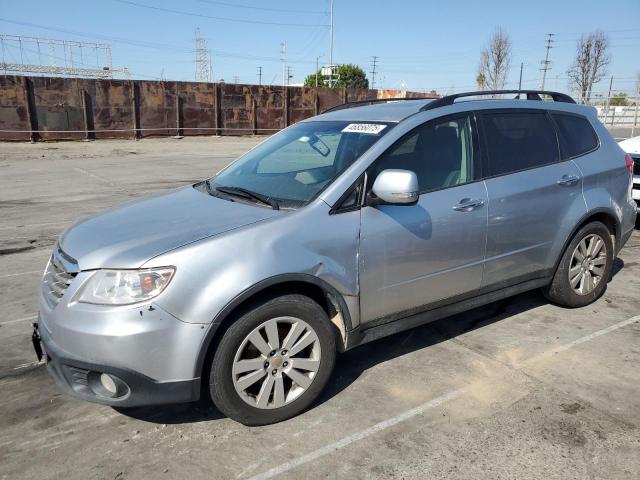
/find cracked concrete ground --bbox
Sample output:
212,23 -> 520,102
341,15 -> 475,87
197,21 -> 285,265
0,137 -> 639,480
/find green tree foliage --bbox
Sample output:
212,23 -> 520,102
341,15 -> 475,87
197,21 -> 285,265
303,64 -> 369,89
609,92 -> 629,106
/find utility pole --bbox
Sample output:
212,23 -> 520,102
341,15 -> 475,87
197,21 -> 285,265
257,66 -> 262,86
286,66 -> 293,86
370,56 -> 378,89
604,75 -> 613,124
281,42 -> 286,88
315,54 -> 323,87
518,62 -> 523,90
327,0 -> 335,87
329,0 -> 334,66
539,33 -> 554,90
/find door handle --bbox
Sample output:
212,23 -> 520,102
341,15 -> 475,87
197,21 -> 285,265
452,198 -> 485,211
557,174 -> 580,186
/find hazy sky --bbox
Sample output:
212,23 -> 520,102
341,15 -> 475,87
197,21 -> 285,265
1,0 -> 638,96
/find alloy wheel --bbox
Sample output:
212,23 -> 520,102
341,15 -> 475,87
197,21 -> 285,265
568,233 -> 607,295
231,316 -> 321,409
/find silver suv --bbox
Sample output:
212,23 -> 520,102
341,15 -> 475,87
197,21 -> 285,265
34,90 -> 637,425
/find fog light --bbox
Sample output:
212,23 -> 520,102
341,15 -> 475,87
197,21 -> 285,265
100,373 -> 118,395
87,371 -> 129,398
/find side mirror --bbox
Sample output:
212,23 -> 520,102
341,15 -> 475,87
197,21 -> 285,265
370,169 -> 419,206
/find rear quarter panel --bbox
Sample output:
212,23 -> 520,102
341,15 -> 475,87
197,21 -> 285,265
571,114 -> 636,246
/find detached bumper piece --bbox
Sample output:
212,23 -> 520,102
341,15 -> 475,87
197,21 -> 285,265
36,323 -> 200,407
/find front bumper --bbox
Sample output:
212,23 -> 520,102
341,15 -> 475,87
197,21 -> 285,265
37,270 -> 209,407
35,321 -> 201,407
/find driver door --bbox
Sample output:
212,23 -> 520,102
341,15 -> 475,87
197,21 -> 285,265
359,113 -> 488,324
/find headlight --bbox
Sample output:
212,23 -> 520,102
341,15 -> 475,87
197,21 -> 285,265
76,267 -> 175,305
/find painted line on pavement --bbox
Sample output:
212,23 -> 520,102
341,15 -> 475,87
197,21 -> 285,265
0,271 -> 41,279
0,315 -> 38,326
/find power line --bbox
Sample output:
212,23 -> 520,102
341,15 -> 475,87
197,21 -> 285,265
194,0 -> 327,15
110,0 -> 329,27
540,33 -> 554,90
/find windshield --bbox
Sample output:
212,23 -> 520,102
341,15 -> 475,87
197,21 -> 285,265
210,120 -> 392,209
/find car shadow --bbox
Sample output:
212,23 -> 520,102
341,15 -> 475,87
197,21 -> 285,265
115,256 -> 627,425
115,289 -> 548,425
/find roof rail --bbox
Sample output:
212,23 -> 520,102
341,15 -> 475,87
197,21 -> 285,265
420,90 -> 575,111
322,97 -> 437,114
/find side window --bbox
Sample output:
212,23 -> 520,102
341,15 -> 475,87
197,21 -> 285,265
481,111 -> 559,177
551,113 -> 598,159
373,115 -> 474,192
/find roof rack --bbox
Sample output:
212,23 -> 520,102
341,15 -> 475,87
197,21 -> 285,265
322,97 -> 437,114
420,90 -> 575,111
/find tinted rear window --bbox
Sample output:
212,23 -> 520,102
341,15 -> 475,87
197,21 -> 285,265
482,111 -> 559,177
551,113 -> 598,158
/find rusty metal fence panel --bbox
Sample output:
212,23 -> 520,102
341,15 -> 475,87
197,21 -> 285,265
0,75 -> 439,141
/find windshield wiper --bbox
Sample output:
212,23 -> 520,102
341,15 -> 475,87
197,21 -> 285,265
214,185 -> 280,210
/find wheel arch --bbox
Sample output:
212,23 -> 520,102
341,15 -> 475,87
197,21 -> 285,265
554,208 -> 619,273
194,274 -> 354,381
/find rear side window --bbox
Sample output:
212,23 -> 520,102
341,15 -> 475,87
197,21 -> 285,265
481,111 -> 559,177
551,113 -> 598,158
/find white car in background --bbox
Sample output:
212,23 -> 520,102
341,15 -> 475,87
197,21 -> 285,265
620,136 -> 640,206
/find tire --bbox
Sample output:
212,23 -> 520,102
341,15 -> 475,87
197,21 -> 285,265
543,221 -> 614,308
209,294 -> 336,426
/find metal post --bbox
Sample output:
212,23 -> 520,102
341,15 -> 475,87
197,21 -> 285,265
131,80 -> 141,140
174,94 -> 183,138
215,82 -> 222,136
22,76 -> 38,143
633,93 -> 639,137
81,89 -> 92,141
252,97 -> 257,135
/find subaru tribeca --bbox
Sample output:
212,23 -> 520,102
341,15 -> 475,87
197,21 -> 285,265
34,90 -> 637,425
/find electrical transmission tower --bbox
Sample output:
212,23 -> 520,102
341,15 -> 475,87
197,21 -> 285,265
0,34 -> 129,79
539,33 -> 554,90
194,28 -> 212,82
370,56 -> 378,89
280,42 -> 287,88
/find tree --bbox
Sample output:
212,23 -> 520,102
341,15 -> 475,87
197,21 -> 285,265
567,31 -> 611,103
609,92 -> 629,106
477,28 -> 511,91
304,64 -> 369,89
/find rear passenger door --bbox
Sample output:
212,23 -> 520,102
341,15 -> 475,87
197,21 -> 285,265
478,109 -> 587,288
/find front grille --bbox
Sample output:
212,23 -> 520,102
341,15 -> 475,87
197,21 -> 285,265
42,248 -> 78,307
633,156 -> 640,176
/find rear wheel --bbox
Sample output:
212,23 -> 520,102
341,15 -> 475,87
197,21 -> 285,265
209,294 -> 336,425
543,221 -> 613,308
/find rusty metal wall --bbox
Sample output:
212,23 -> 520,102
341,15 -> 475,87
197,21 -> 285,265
0,75 -> 439,141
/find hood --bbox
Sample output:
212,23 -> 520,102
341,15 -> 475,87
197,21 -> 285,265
60,185 -> 280,270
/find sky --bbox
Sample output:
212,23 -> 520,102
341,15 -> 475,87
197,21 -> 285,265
1,0 -> 639,96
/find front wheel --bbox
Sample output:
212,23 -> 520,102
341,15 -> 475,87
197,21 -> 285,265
209,294 -> 336,426
543,221 -> 613,308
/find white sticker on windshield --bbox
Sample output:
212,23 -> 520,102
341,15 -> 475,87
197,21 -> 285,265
341,123 -> 387,135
